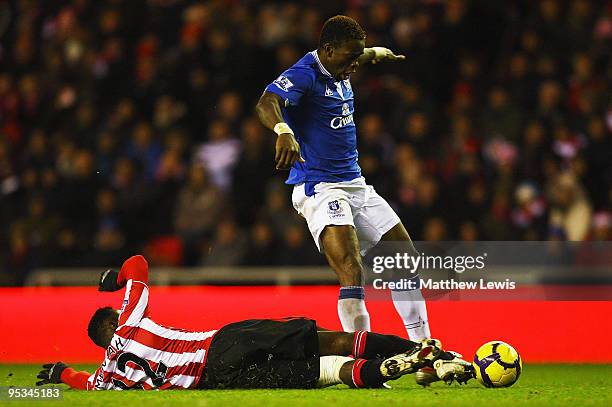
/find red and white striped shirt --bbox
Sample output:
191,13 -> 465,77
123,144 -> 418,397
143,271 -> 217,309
61,255 -> 217,390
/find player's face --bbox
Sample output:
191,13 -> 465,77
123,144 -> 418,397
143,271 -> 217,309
328,39 -> 365,80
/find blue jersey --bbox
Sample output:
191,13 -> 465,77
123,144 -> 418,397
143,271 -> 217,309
265,51 -> 361,195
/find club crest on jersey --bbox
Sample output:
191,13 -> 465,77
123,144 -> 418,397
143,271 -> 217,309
273,75 -> 294,91
342,103 -> 350,116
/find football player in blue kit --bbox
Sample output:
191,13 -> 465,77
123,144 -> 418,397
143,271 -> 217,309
256,15 -> 437,387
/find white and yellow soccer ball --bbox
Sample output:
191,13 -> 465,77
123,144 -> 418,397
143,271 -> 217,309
472,341 -> 522,388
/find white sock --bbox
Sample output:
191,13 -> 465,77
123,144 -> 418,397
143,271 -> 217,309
338,286 -> 370,331
317,356 -> 353,387
391,288 -> 430,340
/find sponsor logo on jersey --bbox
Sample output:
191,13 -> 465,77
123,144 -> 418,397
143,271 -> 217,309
273,75 -> 294,91
330,103 -> 354,129
325,85 -> 333,96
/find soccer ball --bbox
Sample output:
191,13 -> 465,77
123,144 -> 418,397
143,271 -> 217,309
472,341 -> 522,388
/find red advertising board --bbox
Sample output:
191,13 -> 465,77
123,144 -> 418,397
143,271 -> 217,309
0,286 -> 610,363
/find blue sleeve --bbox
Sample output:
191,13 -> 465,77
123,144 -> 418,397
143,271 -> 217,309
265,66 -> 314,107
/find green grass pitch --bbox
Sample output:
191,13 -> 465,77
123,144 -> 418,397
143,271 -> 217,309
1,364 -> 611,407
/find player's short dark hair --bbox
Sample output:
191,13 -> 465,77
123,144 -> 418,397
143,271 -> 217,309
319,15 -> 366,47
88,306 -> 119,348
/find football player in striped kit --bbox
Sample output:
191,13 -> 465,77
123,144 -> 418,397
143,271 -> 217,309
36,255 -> 473,390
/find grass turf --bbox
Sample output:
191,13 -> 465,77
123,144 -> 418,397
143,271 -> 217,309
1,364 -> 611,407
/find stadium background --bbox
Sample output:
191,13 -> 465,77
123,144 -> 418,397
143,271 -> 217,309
0,0 -> 611,364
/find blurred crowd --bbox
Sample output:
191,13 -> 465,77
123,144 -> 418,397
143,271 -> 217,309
1,0 -> 611,284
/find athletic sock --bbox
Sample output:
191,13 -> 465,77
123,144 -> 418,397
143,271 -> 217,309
352,330 -> 417,359
351,359 -> 386,388
391,288 -> 430,340
317,356 -> 353,387
338,286 -> 370,332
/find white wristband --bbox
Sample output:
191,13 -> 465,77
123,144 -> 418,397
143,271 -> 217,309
274,122 -> 294,136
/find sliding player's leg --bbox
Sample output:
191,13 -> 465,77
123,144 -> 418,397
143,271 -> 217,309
320,225 -> 370,331
206,324 -> 470,389
219,355 -> 432,389
317,330 -> 418,358
320,339 -> 442,388
242,356 -> 398,389
201,320 -> 429,389
381,222 -> 431,341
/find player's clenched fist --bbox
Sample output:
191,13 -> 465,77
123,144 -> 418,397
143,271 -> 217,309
98,269 -> 120,292
369,47 -> 405,64
36,362 -> 67,386
275,133 -> 305,170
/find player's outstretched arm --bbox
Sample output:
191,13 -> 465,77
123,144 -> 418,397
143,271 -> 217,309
98,255 -> 149,293
36,362 -> 91,390
98,255 -> 151,327
116,255 -> 150,326
256,91 -> 304,170
359,47 -> 405,65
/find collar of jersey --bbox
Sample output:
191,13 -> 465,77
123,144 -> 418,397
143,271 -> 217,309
310,50 -> 334,79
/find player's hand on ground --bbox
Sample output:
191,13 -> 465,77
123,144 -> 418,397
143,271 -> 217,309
98,268 -> 121,292
275,133 -> 304,170
370,47 -> 405,64
36,362 -> 67,386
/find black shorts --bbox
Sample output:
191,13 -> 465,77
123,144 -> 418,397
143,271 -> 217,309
199,318 -> 320,389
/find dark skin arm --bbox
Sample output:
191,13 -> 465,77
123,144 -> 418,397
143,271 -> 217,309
255,91 -> 305,170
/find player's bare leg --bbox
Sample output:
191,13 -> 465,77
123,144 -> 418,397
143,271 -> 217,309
321,225 -> 370,331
